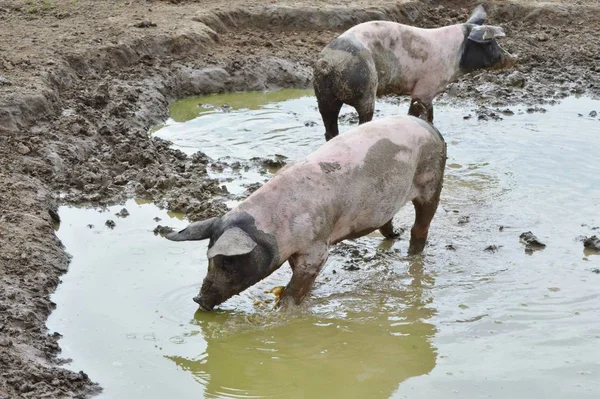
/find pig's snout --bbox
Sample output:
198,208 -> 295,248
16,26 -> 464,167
193,295 -> 214,311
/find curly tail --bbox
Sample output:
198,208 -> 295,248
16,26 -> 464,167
314,58 -> 333,78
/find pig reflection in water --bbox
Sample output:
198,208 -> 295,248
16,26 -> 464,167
166,261 -> 436,398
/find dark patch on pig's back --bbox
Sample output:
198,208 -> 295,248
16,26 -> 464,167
400,29 -> 429,63
319,161 -> 341,173
348,138 -> 412,194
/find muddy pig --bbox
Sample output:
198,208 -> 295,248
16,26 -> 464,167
166,115 -> 446,311
314,5 -> 516,140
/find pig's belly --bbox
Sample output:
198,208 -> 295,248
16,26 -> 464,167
328,183 -> 415,243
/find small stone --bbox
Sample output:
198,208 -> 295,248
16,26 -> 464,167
445,244 -> 456,251
592,268 -> 600,274
583,235 -> 600,251
0,74 -> 11,85
134,20 -> 157,28
537,33 -> 550,42
105,220 -> 116,229
520,231 -> 546,252
343,264 -> 360,271
17,144 -> 31,155
153,217 -> 162,222
458,216 -> 470,225
590,110 -> 598,118
447,83 -> 459,96
463,114 -> 472,120
115,208 -> 130,218
87,224 -> 94,229
484,245 -> 499,253
506,71 -> 525,88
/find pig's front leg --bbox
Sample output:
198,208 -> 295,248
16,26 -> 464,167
278,244 -> 329,308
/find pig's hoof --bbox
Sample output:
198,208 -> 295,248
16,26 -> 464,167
275,294 -> 295,311
380,226 -> 404,240
385,230 -> 402,239
407,246 -> 424,255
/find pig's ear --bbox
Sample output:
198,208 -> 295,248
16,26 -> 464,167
466,5 -> 486,25
207,227 -> 257,259
166,217 -> 218,241
468,25 -> 505,43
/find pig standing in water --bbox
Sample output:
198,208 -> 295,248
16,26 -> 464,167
166,115 -> 446,311
314,5 -> 517,140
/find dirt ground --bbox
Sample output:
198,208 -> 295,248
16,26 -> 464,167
0,0 -> 599,397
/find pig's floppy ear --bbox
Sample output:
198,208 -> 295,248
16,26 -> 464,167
166,217 -> 218,241
207,227 -> 257,259
466,5 -> 487,25
468,25 -> 505,43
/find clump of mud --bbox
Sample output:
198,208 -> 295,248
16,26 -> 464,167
583,235 -> 600,252
520,231 -> 546,254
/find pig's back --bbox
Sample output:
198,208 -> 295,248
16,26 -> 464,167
340,21 -> 464,94
307,115 -> 441,166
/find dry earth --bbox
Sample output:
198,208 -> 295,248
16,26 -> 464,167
0,0 -> 599,397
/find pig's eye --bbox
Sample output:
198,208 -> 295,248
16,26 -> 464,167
221,257 -> 234,270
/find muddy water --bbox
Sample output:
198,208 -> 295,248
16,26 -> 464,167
50,92 -> 600,398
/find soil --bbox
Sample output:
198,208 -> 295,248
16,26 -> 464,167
0,0 -> 599,397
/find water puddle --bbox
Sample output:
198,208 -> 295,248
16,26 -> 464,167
49,91 -> 600,398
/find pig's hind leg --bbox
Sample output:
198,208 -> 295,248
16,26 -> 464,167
278,244 -> 329,308
315,87 -> 344,142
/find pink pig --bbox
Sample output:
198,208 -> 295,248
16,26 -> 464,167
314,5 -> 516,140
166,115 -> 446,311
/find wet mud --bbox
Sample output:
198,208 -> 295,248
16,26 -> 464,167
1,0 -> 600,397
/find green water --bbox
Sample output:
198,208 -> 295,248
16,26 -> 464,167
168,89 -> 314,122
49,91 -> 600,399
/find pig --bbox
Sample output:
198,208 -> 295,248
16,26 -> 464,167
166,115 -> 446,311
313,5 -> 517,141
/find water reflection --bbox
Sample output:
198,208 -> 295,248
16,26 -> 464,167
166,259 -> 437,398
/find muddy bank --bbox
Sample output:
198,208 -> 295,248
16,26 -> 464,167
1,0 -> 599,397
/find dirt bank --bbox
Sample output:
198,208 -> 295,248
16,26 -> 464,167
0,0 -> 599,397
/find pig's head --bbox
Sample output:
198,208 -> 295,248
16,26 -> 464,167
166,214 -> 278,311
459,5 -> 517,73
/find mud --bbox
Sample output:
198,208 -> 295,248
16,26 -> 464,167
1,0 -> 600,397
519,231 -> 546,253
583,236 -> 600,252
